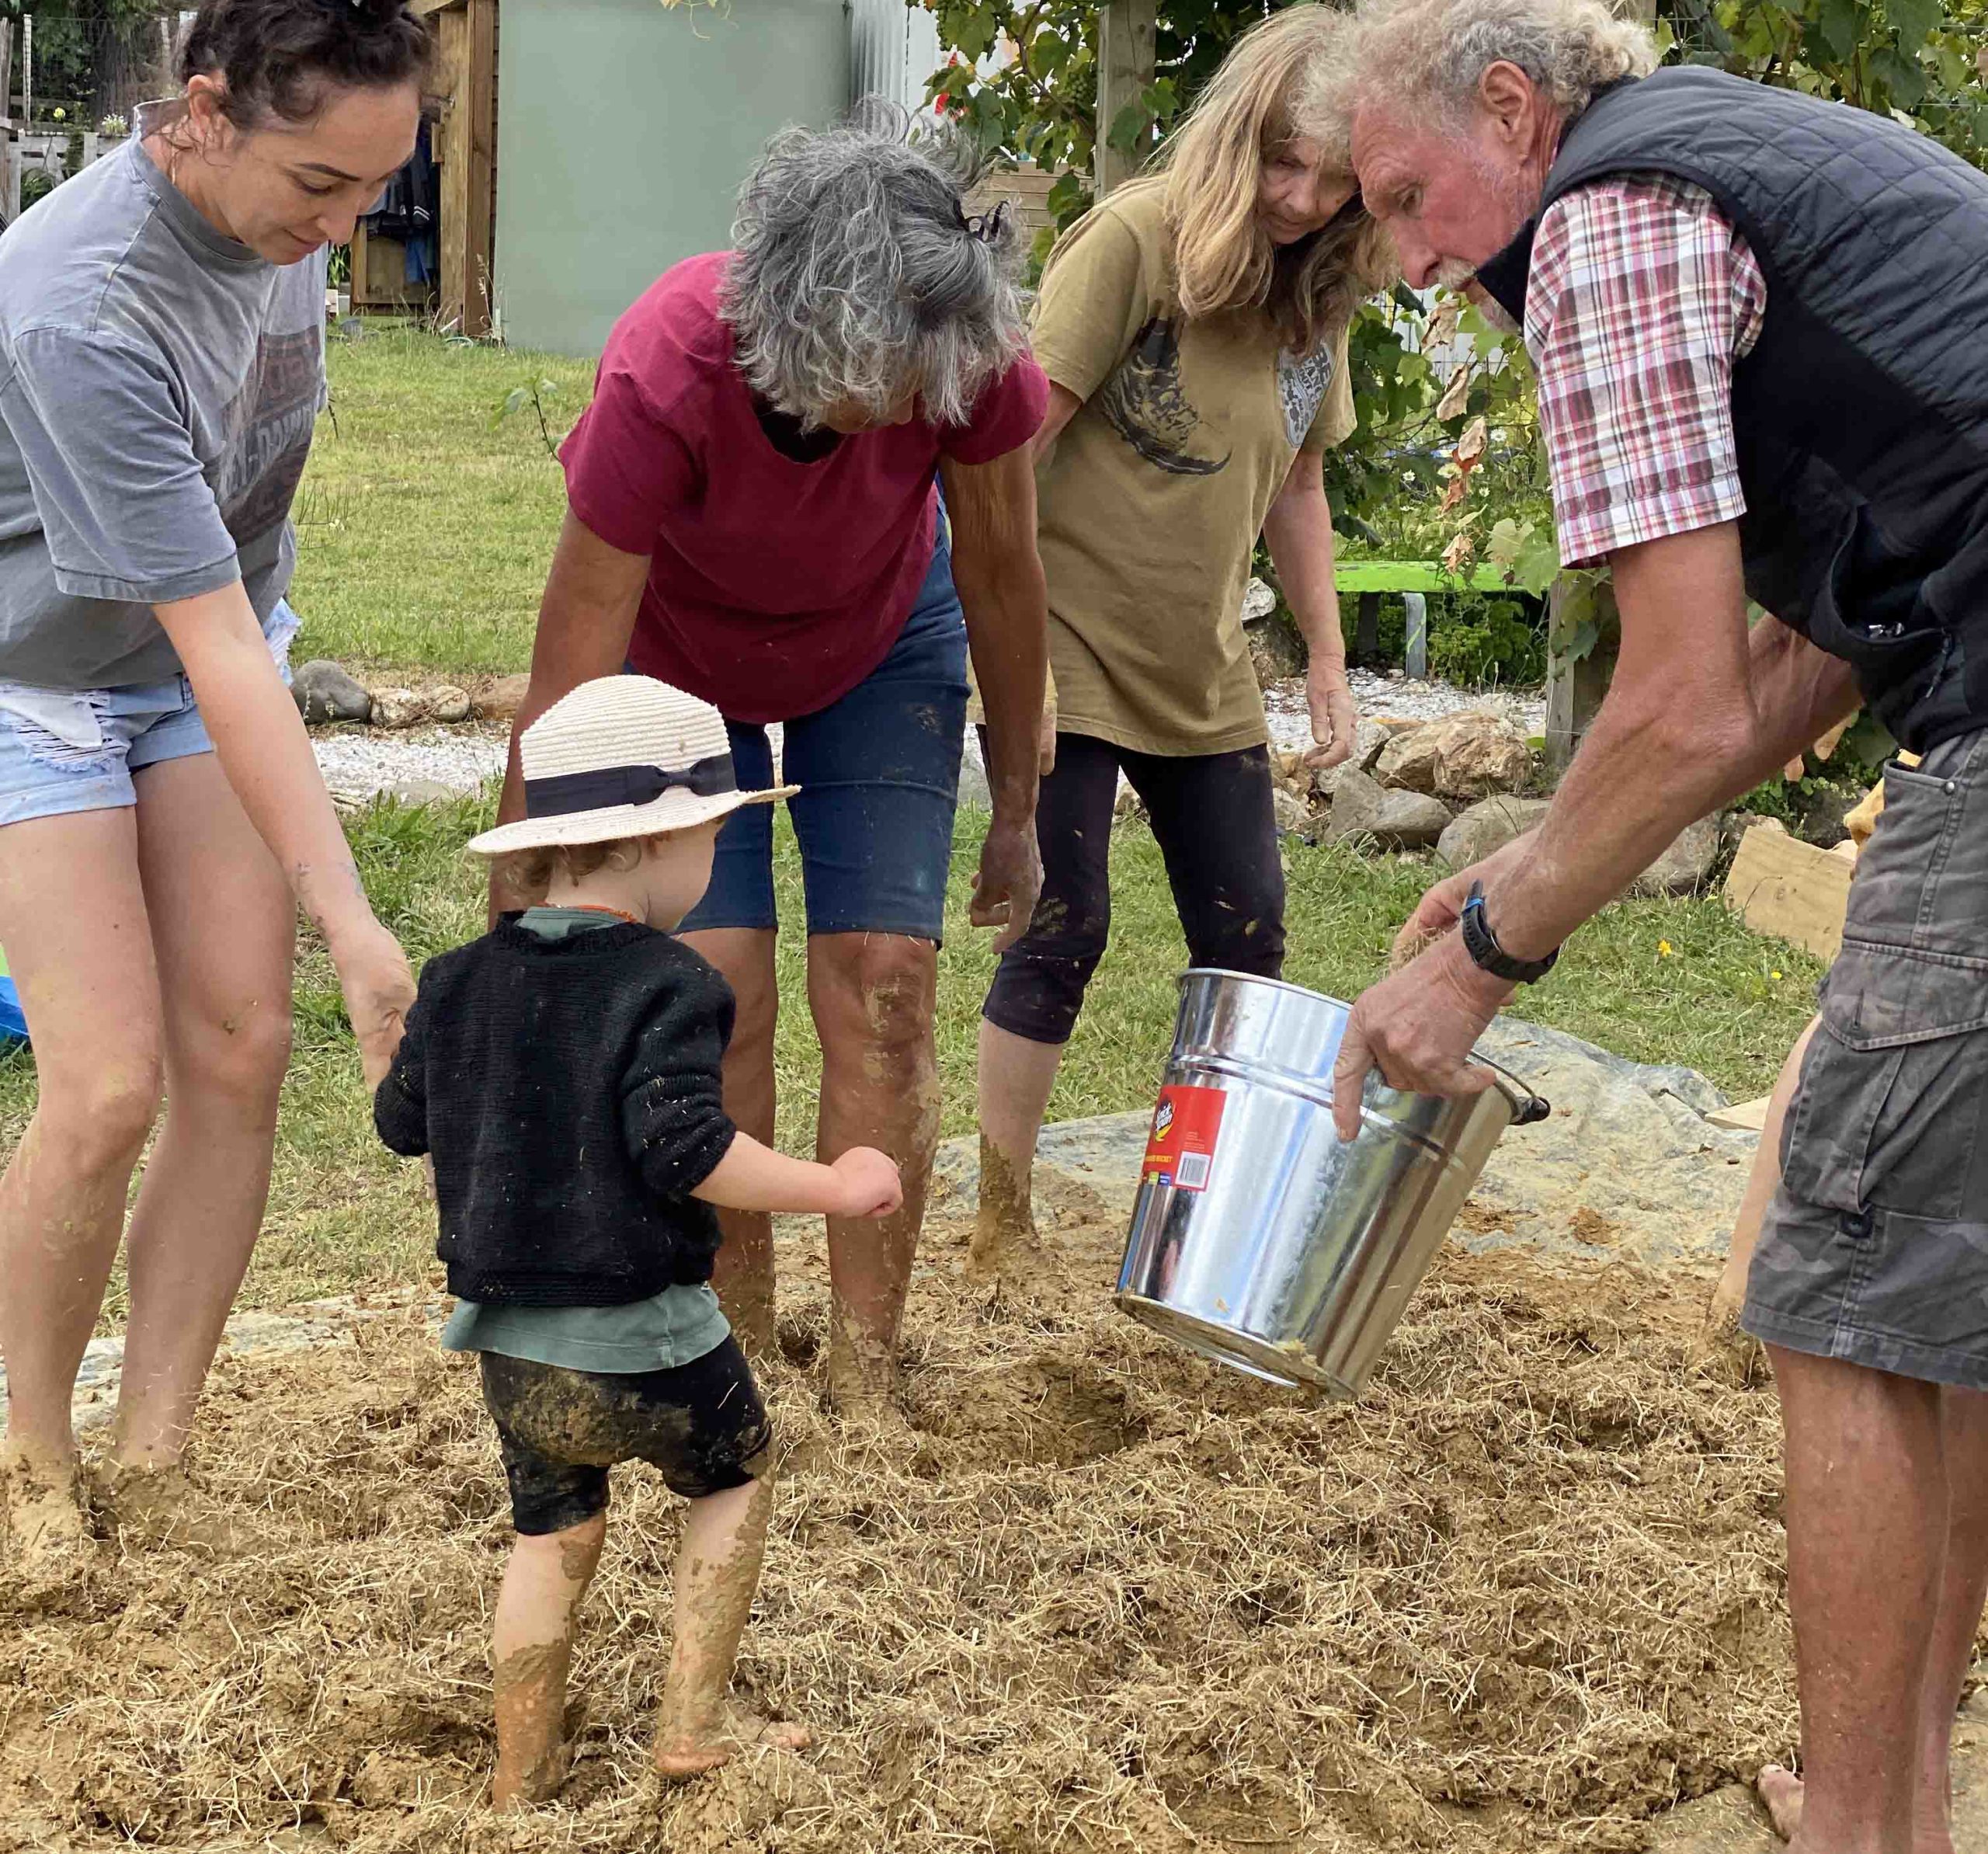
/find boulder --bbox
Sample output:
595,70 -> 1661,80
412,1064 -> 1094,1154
291,659 -> 372,725
1239,576 -> 1277,624
424,684 -> 473,725
1271,786 -> 1317,837
1380,711 -> 1532,801
1437,795 -> 1554,869
368,687 -> 426,730
474,673 -> 532,722
1633,817 -> 1724,896
1324,768 -> 1453,850
1430,713 -> 1534,802
1374,724 -> 1444,794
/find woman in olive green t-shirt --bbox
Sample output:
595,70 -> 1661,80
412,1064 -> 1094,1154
972,5 -> 1392,1275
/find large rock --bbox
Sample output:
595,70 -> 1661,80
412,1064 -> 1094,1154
474,673 -> 532,722
425,684 -> 473,725
368,687 -> 426,730
291,659 -> 372,725
1437,795 -> 1554,869
1633,817 -> 1724,896
1324,768 -> 1453,849
1378,711 -> 1533,802
1271,786 -> 1317,837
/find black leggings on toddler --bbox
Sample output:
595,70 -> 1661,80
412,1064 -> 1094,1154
982,731 -> 1285,1046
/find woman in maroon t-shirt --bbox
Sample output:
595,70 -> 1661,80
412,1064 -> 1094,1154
497,117 -> 1050,1421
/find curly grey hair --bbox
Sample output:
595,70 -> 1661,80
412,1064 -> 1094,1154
1347,0 -> 1656,125
721,108 -> 1029,431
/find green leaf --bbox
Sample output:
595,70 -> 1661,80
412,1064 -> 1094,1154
1885,0 -> 1941,47
1107,102 -> 1152,155
1816,0 -> 1861,61
1869,40 -> 1930,102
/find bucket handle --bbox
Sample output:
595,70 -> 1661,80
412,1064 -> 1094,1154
1474,1053 -> 1551,1127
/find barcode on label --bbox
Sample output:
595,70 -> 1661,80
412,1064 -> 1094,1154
1176,1151 -> 1211,1191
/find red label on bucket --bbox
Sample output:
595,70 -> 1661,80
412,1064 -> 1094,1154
1143,1086 -> 1225,1192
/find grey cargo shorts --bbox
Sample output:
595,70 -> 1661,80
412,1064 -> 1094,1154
1744,731 -> 1988,1389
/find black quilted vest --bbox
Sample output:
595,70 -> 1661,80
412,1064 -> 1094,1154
1476,67 -> 1988,752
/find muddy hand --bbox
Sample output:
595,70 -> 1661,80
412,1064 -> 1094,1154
971,816 -> 1044,955
337,923 -> 417,1094
832,1146 -> 903,1219
1332,936 -> 1508,1142
1302,673 -> 1359,771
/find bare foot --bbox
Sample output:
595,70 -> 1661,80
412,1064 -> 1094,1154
1757,1765 -> 1802,1842
654,1709 -> 812,1780
2,1449 -> 91,1579
825,1302 -> 900,1424
93,1461 -> 268,1557
967,1138 -> 1040,1285
492,1739 -> 575,1812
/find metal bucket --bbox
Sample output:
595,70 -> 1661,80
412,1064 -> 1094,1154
1115,970 -> 1549,1398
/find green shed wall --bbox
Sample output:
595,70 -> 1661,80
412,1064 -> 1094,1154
495,0 -> 852,357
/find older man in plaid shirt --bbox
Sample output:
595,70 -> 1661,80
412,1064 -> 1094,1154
1334,2 -> 1988,1850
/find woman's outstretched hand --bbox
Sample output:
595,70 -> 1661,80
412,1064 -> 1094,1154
335,920 -> 417,1092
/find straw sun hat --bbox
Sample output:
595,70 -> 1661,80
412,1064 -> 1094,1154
465,676 -> 797,859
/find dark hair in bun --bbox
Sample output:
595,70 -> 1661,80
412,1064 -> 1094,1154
176,0 -> 432,130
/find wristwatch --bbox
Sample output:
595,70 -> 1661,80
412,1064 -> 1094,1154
1459,882 -> 1559,985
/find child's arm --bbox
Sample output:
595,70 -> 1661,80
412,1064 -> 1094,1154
372,980 -> 433,1158
693,1136 -> 902,1219
621,977 -> 902,1221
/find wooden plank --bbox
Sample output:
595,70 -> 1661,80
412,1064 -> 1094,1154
436,0 -> 495,338
1094,0 -> 1156,198
1336,560 -> 1510,593
1708,1095 -> 1774,1132
1722,826 -> 1855,963
408,0 -> 464,18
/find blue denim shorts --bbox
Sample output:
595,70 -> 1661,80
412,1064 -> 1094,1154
680,533 -> 969,943
0,601 -> 299,830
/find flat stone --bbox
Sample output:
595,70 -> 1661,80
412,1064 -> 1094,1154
1324,767 -> 1453,849
383,779 -> 461,809
291,659 -> 372,725
1437,795 -> 1553,869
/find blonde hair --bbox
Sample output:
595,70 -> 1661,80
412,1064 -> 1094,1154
494,837 -> 646,908
1157,5 -> 1395,355
1346,0 -> 1656,124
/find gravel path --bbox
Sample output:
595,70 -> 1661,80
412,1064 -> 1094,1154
308,673 -> 1544,807
1262,670 -> 1546,755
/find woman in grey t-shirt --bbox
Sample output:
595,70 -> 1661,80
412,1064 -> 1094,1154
0,0 -> 427,1575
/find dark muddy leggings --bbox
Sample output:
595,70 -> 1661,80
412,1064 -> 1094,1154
981,731 -> 1286,1046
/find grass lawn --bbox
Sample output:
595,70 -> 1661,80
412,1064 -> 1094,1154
0,330 -> 1827,1320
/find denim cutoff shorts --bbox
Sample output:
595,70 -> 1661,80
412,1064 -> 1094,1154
679,527 -> 970,944
0,600 -> 300,829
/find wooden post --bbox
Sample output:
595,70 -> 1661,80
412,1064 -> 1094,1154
436,0 -> 496,338
1544,577 -> 1619,770
0,20 -> 13,132
1095,0 -> 1156,199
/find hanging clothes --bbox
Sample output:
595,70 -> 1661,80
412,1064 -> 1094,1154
363,118 -> 439,284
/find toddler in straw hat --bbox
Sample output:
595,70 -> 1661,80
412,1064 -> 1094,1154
374,676 -> 901,1807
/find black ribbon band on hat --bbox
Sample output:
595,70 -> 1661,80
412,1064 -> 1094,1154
525,753 -> 739,819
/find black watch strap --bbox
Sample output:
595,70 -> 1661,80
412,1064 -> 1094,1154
1459,881 -> 1559,985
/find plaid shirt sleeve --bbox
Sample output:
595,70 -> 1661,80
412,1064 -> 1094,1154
1525,177 -> 1767,569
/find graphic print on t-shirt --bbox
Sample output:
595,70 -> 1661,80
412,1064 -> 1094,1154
1277,345 -> 1338,449
1098,316 -> 1232,478
216,324 -> 326,548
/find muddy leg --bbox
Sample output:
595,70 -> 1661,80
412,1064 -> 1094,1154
491,1510 -> 606,1811
808,933 -> 939,1418
654,1476 -> 809,1778
0,808 -> 163,1576
681,929 -> 780,1358
968,1021 -> 1062,1282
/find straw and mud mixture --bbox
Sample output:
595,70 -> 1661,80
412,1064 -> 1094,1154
0,1191 -> 1869,1854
